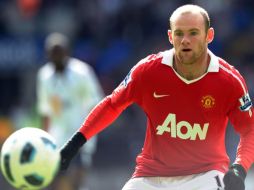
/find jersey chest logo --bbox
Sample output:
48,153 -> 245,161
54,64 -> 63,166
201,95 -> 215,109
153,92 -> 170,98
156,113 -> 209,140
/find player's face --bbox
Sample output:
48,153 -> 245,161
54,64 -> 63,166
48,46 -> 68,70
168,12 -> 214,65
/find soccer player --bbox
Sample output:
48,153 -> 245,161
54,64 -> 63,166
60,5 -> 254,190
36,32 -> 104,190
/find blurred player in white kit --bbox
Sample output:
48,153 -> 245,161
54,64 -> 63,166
36,32 -> 104,190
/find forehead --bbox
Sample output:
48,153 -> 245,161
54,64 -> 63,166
171,12 -> 205,31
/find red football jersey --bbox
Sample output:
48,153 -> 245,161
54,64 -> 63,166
80,49 -> 254,177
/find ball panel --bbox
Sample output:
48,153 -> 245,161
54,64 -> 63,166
24,174 -> 44,186
40,137 -> 57,150
20,142 -> 36,164
3,154 -> 15,183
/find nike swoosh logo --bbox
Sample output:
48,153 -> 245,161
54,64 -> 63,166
153,92 -> 170,98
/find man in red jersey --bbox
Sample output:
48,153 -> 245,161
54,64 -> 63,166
59,4 -> 254,190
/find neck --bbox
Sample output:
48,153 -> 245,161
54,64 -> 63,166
54,59 -> 67,73
173,51 -> 210,80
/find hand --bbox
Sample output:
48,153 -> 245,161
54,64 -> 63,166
59,132 -> 87,171
60,147 -> 72,171
223,164 -> 246,190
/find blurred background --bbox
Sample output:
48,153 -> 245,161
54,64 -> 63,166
0,0 -> 253,189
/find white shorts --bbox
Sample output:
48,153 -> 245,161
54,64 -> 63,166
122,170 -> 224,190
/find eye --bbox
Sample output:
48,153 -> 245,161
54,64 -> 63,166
190,31 -> 198,36
174,31 -> 183,37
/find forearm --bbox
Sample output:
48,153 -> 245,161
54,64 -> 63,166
60,95 -> 126,171
60,132 -> 87,170
235,125 -> 254,171
79,95 -> 125,139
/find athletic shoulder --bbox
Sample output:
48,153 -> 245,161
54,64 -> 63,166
132,50 -> 166,73
120,51 -> 164,88
218,58 -> 246,84
37,63 -> 54,80
218,57 -> 249,96
218,58 -> 239,75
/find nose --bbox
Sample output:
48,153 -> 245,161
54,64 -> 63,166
181,35 -> 190,45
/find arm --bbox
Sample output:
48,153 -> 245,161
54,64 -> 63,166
79,95 -> 126,139
60,57 -> 146,170
223,104 -> 254,190
60,95 -> 127,170
223,73 -> 254,190
229,95 -> 254,171
234,111 -> 254,171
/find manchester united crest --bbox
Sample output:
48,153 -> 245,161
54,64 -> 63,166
201,95 -> 215,109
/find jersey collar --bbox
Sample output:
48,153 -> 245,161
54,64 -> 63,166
161,48 -> 219,72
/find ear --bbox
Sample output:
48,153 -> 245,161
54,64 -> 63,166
168,30 -> 173,44
206,27 -> 214,44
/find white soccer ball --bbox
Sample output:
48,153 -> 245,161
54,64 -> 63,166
0,127 -> 60,190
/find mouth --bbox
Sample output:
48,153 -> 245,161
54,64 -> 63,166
182,48 -> 192,52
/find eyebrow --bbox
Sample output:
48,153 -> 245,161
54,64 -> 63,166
189,28 -> 200,32
174,28 -> 200,32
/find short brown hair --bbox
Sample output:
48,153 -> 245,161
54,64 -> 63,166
169,4 -> 211,32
